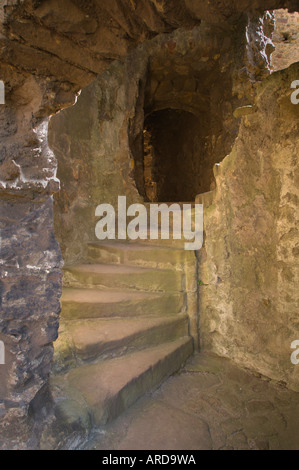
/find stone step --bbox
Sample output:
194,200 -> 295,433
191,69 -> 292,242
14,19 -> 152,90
63,264 -> 183,292
51,336 -> 193,428
195,190 -> 215,208
61,288 -> 185,319
53,314 -> 189,372
87,241 -> 195,269
142,203 -> 197,229
91,235 -> 199,250
144,202 -> 196,210
133,230 -> 203,249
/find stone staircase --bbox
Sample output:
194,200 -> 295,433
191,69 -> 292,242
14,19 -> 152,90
50,216 -> 199,435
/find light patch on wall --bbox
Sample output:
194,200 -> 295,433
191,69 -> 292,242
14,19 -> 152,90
271,9 -> 299,71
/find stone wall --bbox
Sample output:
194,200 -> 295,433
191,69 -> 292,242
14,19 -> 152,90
48,63 -> 143,264
271,9 -> 299,70
199,63 -> 299,392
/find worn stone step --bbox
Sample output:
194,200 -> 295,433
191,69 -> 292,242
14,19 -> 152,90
51,336 -> 193,428
61,288 -> 185,320
63,264 -> 183,292
133,229 -> 203,249
143,203 -> 197,228
54,314 -> 189,371
87,241 -> 195,269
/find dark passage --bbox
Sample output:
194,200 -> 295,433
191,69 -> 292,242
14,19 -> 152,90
143,108 -> 213,202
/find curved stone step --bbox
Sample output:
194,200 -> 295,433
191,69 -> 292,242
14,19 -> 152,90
61,288 -> 184,319
87,241 -> 195,269
51,336 -> 193,428
63,264 -> 183,292
128,229 -> 202,249
54,314 -> 189,372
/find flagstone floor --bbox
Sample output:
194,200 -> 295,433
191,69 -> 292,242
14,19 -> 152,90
84,353 -> 299,450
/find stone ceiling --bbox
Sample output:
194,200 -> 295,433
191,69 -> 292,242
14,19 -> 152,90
0,0 -> 298,93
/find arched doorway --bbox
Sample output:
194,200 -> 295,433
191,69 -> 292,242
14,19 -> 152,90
143,108 -> 213,202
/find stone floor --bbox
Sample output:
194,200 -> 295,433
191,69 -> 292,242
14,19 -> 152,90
83,353 -> 299,450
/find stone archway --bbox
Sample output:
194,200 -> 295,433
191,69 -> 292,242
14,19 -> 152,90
129,25 -> 246,204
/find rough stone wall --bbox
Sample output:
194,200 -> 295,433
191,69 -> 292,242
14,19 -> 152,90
199,63 -> 299,392
0,71 -> 74,447
271,9 -> 299,70
49,64 -> 143,265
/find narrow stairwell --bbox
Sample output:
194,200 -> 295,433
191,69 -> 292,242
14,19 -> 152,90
50,219 -> 199,436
